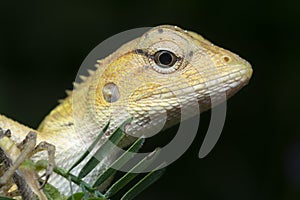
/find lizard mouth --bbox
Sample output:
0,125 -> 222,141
132,63 -> 252,102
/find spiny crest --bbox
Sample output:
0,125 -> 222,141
72,82 -> 80,89
71,68 -> 96,90
61,57 -> 104,100
96,59 -> 102,65
88,69 -> 95,75
58,99 -> 64,103
59,89 -> 72,103
79,75 -> 87,81
95,59 -> 105,68
65,90 -> 72,96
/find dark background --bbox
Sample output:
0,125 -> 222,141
0,0 -> 299,199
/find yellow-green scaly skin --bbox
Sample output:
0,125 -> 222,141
0,25 -> 253,195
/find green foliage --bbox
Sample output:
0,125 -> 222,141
0,196 -> 15,200
43,183 -> 67,200
46,119 -> 165,200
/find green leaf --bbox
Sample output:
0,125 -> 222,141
92,137 -> 145,188
35,159 -> 48,171
0,196 -> 15,200
121,168 -> 165,200
66,192 -> 84,200
68,122 -> 110,172
53,167 -> 93,193
49,117 -> 164,200
78,118 -> 132,179
104,148 -> 160,198
43,183 -> 66,200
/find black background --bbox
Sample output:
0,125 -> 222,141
0,0 -> 300,199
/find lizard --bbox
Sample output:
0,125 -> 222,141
0,25 -> 253,198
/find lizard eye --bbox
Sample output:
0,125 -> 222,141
154,50 -> 177,68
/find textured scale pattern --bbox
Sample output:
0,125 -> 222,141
0,25 -> 252,196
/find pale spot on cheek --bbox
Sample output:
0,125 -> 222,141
102,83 -> 120,103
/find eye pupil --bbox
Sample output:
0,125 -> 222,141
159,52 -> 173,65
154,50 -> 177,68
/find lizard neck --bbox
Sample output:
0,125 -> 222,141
37,75 -> 110,147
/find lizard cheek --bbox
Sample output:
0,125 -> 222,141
102,82 -> 120,103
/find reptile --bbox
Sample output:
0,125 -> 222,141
0,25 -> 253,199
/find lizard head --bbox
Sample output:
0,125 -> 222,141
85,25 -> 253,136
96,25 -> 252,115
